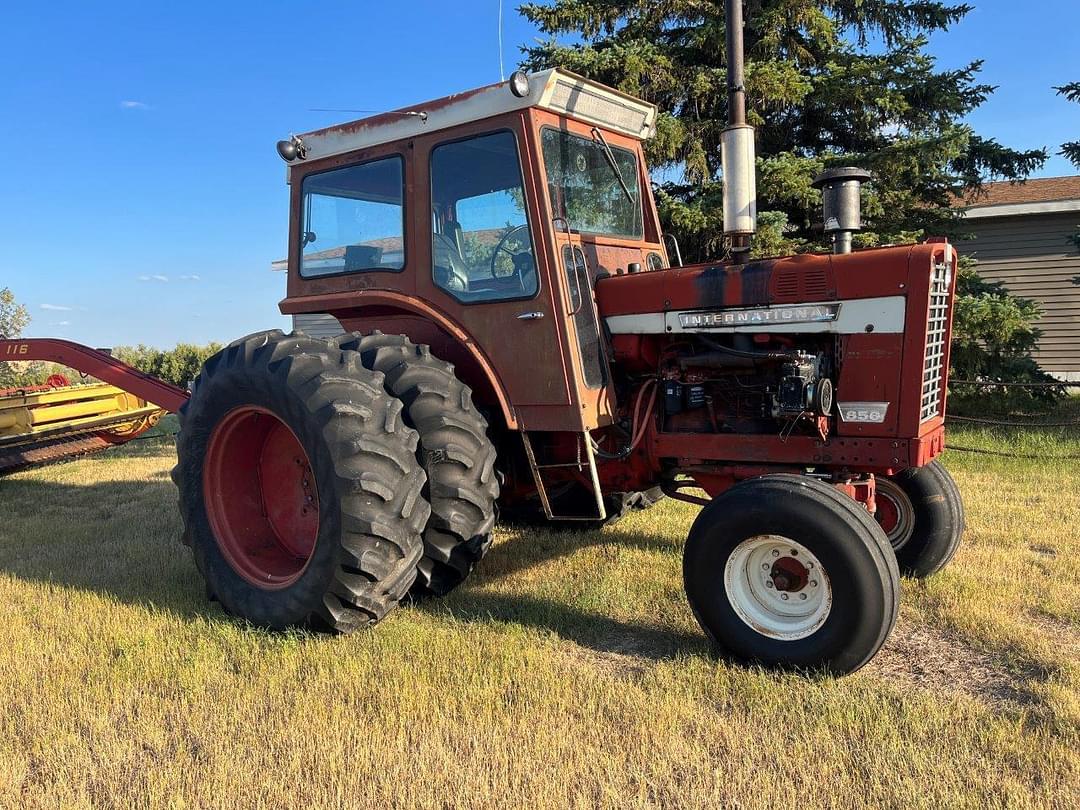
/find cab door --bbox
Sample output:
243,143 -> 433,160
553,222 -> 607,392
413,118 -> 574,417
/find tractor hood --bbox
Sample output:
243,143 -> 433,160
594,242 -> 952,337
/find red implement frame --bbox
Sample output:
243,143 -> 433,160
0,338 -> 190,413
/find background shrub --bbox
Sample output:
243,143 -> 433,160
113,343 -> 223,389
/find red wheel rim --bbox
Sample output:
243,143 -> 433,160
874,479 -> 915,551
202,406 -> 319,589
875,492 -> 901,535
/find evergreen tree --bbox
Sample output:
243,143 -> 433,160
521,0 -> 1047,260
1055,82 -> 1080,256
1055,82 -> 1080,170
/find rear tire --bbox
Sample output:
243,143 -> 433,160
683,474 -> 899,675
335,332 -> 499,596
172,330 -> 429,631
875,460 -> 964,578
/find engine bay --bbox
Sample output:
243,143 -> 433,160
655,334 -> 838,440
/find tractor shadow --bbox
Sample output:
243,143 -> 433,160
416,587 -> 709,664
0,458 -> 707,662
415,516 -> 710,663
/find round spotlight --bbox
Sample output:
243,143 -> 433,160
509,70 -> 531,98
276,139 -> 297,161
276,135 -> 307,163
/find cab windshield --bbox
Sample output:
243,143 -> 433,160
541,128 -> 643,238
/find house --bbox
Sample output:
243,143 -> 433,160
956,176 -> 1080,381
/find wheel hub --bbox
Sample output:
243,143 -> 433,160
770,556 -> 808,592
724,535 -> 832,640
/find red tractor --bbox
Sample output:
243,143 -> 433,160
4,6 -> 962,675
167,39 -> 961,674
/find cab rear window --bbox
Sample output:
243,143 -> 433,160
299,156 -> 405,277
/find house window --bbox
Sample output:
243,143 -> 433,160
430,131 -> 538,302
300,155 -> 405,278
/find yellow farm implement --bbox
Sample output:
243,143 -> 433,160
0,378 -> 169,474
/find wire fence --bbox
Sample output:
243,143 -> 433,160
944,377 -> 1080,458
950,379 -> 1080,389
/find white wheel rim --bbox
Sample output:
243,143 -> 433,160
723,535 -> 833,641
875,478 -> 915,551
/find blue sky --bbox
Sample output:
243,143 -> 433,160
2,1 -> 1076,348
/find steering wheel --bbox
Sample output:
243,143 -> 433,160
490,224 -> 532,290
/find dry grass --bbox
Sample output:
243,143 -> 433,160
0,417 -> 1077,809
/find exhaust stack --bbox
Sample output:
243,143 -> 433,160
812,167 -> 872,254
721,0 -> 756,254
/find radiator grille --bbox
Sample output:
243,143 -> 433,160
920,261 -> 951,422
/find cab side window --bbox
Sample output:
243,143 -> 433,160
430,131 -> 538,302
300,155 -> 405,277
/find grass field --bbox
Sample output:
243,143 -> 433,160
0,413 -> 1078,809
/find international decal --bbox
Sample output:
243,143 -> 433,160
678,303 -> 840,329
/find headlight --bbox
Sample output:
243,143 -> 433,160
276,135 -> 307,162
509,70 -> 531,98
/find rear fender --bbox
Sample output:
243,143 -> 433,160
302,297 -> 518,431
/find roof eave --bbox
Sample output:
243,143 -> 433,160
962,198 -> 1080,219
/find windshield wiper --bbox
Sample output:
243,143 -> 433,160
591,127 -> 636,206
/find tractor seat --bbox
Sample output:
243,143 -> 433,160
433,232 -> 471,293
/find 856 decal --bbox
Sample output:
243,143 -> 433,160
837,401 -> 889,424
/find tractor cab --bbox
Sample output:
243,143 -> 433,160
278,69 -> 666,435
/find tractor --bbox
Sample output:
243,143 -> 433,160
3,3 -> 962,675
171,12 -> 961,674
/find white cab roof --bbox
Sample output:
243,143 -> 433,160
288,69 -> 657,176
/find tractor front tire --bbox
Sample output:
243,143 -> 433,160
874,460 -> 965,578
684,474 -> 899,675
336,332 -> 499,597
173,331 -> 429,631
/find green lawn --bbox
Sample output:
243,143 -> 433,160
0,415 -> 1077,808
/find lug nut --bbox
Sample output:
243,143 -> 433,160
765,581 -> 774,588
790,549 -> 798,556
761,563 -> 770,570
780,593 -> 789,601
799,593 -> 807,600
810,580 -> 818,588
771,550 -> 780,557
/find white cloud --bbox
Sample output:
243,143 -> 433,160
40,303 -> 73,311
180,274 -> 201,281
138,274 -> 169,282
120,100 -> 151,110
53,320 -> 70,326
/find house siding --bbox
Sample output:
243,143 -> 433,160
292,313 -> 344,340
956,211 -> 1080,379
